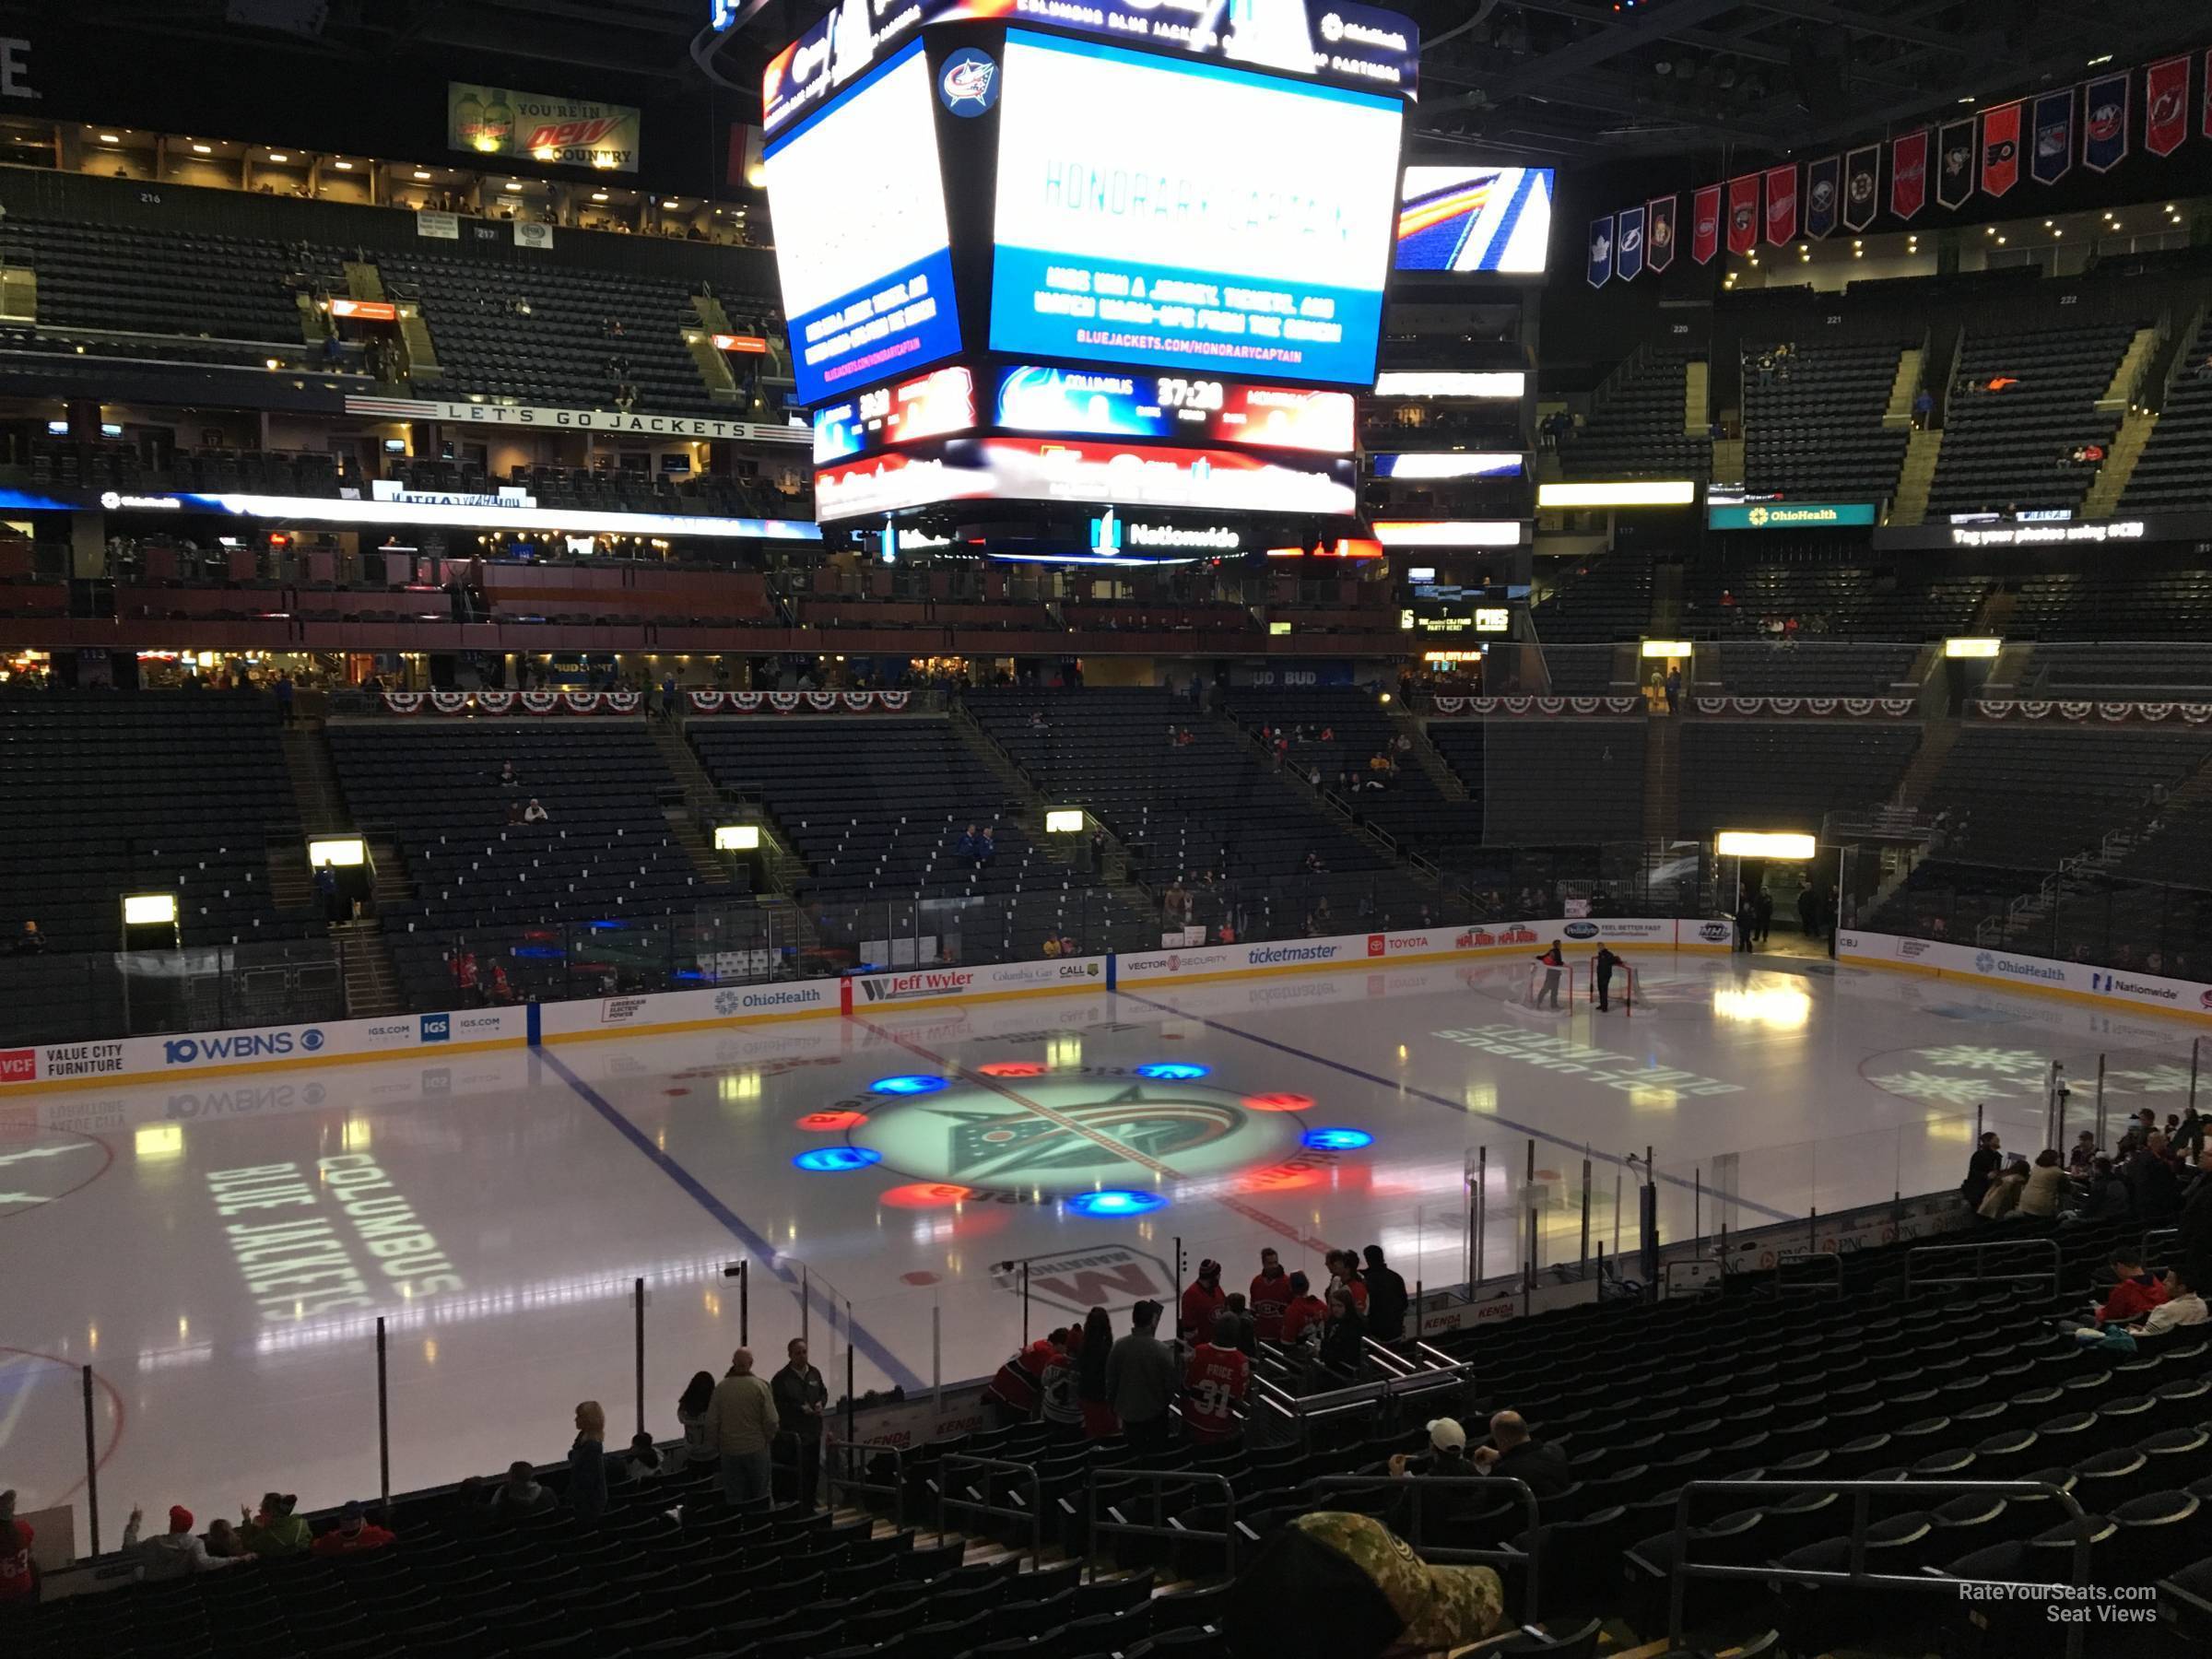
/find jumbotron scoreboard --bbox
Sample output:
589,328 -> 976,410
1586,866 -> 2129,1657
760,0 -> 1421,561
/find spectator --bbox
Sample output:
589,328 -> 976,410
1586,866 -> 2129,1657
124,1505 -> 249,1578
2179,1147 -> 2212,1294
239,1492 -> 310,1557
677,1370 -> 717,1468
505,798 -> 524,826
1960,1132 -> 2003,1213
1219,1291 -> 1258,1356
522,797 -> 548,823
1250,1248 -> 1291,1341
1222,1511 -> 1503,1659
1472,1410 -> 1571,1499
2018,1147 -> 2069,1218
12,921 -> 43,957
2129,1133 -> 2183,1223
956,823 -> 980,862
1039,1329 -> 1083,1432
2068,1131 -> 2098,1175
1105,1299 -> 1180,1450
1663,665 -> 1680,713
982,1338 -> 1054,1425
489,1460 -> 557,1520
276,673 -> 295,724
485,959 -> 514,1004
1077,1306 -> 1118,1439
977,827 -> 995,867
2078,1155 -> 2132,1219
569,1400 -> 609,1523
618,1431 -> 664,1484
1279,1271 -> 1329,1344
1182,1313 -> 1251,1444
0,1489 -> 34,1608
1181,1257 -> 1227,1341
2127,1268 -> 2206,1337
1361,1245 -> 1407,1341
1318,1288 -> 1368,1371
1326,1249 -> 1369,1315
311,1501 -> 394,1558
2119,1108 -> 2160,1159
709,1347 -> 780,1505
198,1518 -> 240,1559
1978,1161 -> 2028,1220
2097,1250 -> 2170,1325
1388,1418 -> 1475,1479
771,1337 -> 829,1510
499,759 -> 521,788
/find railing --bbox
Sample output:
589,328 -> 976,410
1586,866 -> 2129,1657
1902,1237 -> 2061,1299
824,1438 -> 906,1532
1086,1468 -> 1238,1582
1665,1478 -> 2094,1659
1858,855 -> 2212,977
933,1453 -> 1044,1570
1308,1474 -> 1542,1617
0,938 -> 346,1045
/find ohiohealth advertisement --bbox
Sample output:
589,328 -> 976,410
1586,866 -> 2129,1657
988,30 -> 1404,389
764,40 -> 964,405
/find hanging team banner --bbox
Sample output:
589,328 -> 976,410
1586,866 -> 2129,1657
1727,174 -> 1761,255
1891,127 -> 1930,220
1764,163 -> 1797,245
2147,53 -> 2191,157
1842,145 -> 1880,231
1980,101 -> 2022,196
1937,117 -> 1978,209
1615,204 -> 1646,281
2084,70 -> 2130,172
1692,183 -> 1723,265
1804,156 -> 1841,239
1587,215 -> 1615,288
2031,88 -> 2074,185
1647,194 -> 1677,272
2206,48 -> 2212,140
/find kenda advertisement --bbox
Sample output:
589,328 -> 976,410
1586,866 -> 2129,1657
1837,931 -> 2212,1018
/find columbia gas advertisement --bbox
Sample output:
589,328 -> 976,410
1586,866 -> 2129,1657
763,39 -> 964,405
987,30 -> 1404,388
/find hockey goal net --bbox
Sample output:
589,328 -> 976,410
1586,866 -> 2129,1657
1522,957 -> 1639,1013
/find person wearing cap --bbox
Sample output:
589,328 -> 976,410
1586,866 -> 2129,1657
312,1500 -> 395,1557
1105,1299 -> 1182,1451
239,1491 -> 312,1557
1278,1272 -> 1329,1345
1387,1418 -> 1475,1480
123,1504 -> 252,1578
1249,1248 -> 1291,1342
1472,1409 -> 1571,1500
1223,1510 -> 1503,1658
1181,1258 -> 1227,1341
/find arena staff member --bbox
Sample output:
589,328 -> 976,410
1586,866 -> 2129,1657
1533,941 -> 1564,1010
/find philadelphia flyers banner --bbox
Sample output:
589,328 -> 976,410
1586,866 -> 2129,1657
1936,117 -> 1977,210
1842,145 -> 1880,232
1647,194 -> 1677,273
2147,53 -> 2190,157
1980,100 -> 2022,197
2084,70 -> 2130,172
1691,183 -> 1723,265
1890,127 -> 1929,221
1764,163 -> 1798,245
1726,174 -> 1759,256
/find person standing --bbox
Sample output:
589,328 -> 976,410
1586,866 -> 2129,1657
1361,1245 -> 1408,1342
2177,1147 -> 2212,1297
1180,1259 -> 1227,1342
1534,941 -> 1564,1010
0,1489 -> 34,1609
709,1347 -> 780,1505
569,1400 -> 609,1523
124,1505 -> 251,1578
1279,1272 -> 1329,1344
1182,1314 -> 1251,1445
1249,1249 -> 1291,1342
1960,1132 -> 2003,1214
1077,1307 -> 1118,1440
1105,1300 -> 1180,1451
1663,665 -> 1680,714
1593,945 -> 1621,1013
771,1337 -> 829,1510
676,1370 -> 717,1469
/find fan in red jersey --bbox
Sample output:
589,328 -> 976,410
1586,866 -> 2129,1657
1182,1315 -> 1251,1444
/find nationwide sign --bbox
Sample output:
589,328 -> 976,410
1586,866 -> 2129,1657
1708,501 -> 1877,530
345,395 -> 810,446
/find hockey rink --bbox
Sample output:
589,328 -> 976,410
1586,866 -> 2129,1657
3,950 -> 2202,1549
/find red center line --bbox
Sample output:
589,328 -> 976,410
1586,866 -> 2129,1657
850,1015 -> 1336,1255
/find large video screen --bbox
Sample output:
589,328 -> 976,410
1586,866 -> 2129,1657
763,39 -> 962,406
988,30 -> 1404,389
1394,167 -> 1555,275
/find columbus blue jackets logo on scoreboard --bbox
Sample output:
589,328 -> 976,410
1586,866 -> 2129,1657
938,48 -> 998,115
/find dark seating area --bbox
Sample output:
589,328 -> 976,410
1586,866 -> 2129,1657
1679,722 -> 1921,840
1539,644 -> 1625,696
0,690 -> 298,953
1915,725 -> 2210,870
1532,549 -> 1653,644
2027,642 -> 2212,701
2122,310 -> 2212,512
327,721 -> 706,1006
1684,548 -> 1990,641
1925,323 -> 2136,517
1740,339 -> 1911,501
1558,347 -> 1712,480
1435,722 -> 1646,845
2008,570 -> 2212,641
1706,642 -> 1922,698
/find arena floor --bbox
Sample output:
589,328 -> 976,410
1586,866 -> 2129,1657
4,951 -> 2202,1549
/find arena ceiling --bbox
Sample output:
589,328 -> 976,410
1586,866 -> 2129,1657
69,0 -> 2212,164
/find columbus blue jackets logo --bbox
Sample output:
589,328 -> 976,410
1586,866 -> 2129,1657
938,48 -> 998,115
2088,101 -> 2124,142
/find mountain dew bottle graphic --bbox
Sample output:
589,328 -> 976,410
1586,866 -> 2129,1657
477,90 -> 515,153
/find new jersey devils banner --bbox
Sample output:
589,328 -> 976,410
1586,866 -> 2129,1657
1764,163 -> 1798,245
1647,194 -> 1677,272
1726,174 -> 1760,255
1890,127 -> 1929,220
1587,214 -> 1614,288
2147,53 -> 2190,157
1692,183 -> 1723,265
1842,145 -> 1880,232
2084,71 -> 2130,172
1615,204 -> 1645,282
1980,101 -> 2022,197
1936,117 -> 1977,209
2031,88 -> 2073,185
1804,156 -> 1841,239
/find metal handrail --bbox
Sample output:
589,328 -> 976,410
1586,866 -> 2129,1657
1664,1477 -> 2094,1659
1903,1236 -> 2061,1298
1772,1250 -> 1845,1297
1085,1467 -> 1238,1583
934,1453 -> 1043,1569
823,1437 -> 906,1531
1308,1474 -> 1542,1618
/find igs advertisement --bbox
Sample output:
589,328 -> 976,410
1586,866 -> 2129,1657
763,40 -> 964,405
987,30 -> 1404,388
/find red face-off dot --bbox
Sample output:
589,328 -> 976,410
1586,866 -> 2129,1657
795,1110 -> 866,1132
1243,1092 -> 1314,1113
979,1061 -> 1049,1077
881,1183 -> 973,1209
